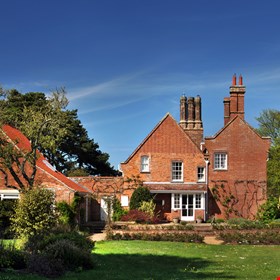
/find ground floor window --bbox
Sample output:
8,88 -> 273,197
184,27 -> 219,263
172,193 -> 204,210
171,193 -> 205,220
173,193 -> 180,209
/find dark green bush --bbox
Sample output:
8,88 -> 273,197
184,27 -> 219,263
25,229 -> 94,253
0,241 -> 26,270
129,186 -> 152,210
112,198 -> 127,221
27,253 -> 65,278
0,200 -> 17,238
44,239 -> 94,270
56,201 -> 76,227
257,198 -> 280,222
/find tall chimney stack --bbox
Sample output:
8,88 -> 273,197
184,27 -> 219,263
225,74 -> 246,124
179,95 -> 187,129
180,95 -> 203,147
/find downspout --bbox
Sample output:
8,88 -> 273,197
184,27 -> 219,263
204,160 -> 209,221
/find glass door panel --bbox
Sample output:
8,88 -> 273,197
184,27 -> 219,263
181,194 -> 194,221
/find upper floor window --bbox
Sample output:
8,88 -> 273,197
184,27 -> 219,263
172,161 -> 183,182
197,167 -> 205,182
214,153 -> 227,170
140,156 -> 150,172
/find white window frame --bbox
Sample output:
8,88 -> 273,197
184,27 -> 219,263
0,190 -> 20,200
195,194 -> 202,209
140,155 -> 150,172
197,167 -> 205,182
172,193 -> 181,209
171,161 -> 183,182
214,153 -> 227,170
121,195 -> 129,207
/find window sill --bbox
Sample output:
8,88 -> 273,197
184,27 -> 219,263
214,169 -> 228,171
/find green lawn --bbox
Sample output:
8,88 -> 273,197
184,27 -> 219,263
1,240 -> 280,279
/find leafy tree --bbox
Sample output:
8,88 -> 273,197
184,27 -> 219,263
11,188 -> 57,238
0,87 -> 118,180
0,88 -> 69,190
256,109 -> 280,145
256,109 -> 280,198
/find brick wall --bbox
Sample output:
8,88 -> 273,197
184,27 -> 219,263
121,114 -> 205,183
205,117 -> 270,219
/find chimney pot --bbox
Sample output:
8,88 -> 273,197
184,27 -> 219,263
238,74 -> 243,85
232,74 -> 237,85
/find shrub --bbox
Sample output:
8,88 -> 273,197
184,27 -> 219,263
24,229 -> 95,254
56,201 -> 76,227
44,239 -> 94,270
0,200 -> 17,238
27,253 -> 65,278
227,218 -> 266,229
112,197 -> 127,221
257,197 -> 280,222
129,186 -> 152,210
109,232 -> 204,243
11,188 -> 57,238
121,209 -> 160,224
269,219 -> 280,228
219,230 -> 280,245
0,241 -> 26,270
139,199 -> 156,218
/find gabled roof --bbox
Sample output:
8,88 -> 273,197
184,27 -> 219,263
122,113 -> 203,164
204,115 -> 271,141
1,125 -> 92,194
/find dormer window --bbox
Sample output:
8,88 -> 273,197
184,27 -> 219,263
140,156 -> 150,172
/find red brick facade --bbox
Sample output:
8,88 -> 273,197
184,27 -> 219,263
1,76 -> 269,222
120,114 -> 208,221
0,125 -> 94,223
205,76 -> 270,219
118,75 -> 270,221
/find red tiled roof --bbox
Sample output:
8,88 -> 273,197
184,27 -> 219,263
1,125 -> 92,194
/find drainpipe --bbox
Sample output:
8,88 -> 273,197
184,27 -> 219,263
204,160 -> 209,221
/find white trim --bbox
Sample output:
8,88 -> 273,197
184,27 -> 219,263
144,181 -> 203,185
0,190 -> 20,200
150,190 -> 206,194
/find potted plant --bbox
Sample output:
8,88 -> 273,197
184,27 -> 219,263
196,215 -> 203,223
172,210 -> 180,223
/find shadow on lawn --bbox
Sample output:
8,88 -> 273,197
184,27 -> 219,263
94,253 -> 235,279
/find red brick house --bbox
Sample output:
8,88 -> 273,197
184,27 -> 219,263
205,75 -> 270,219
119,75 -> 270,221
0,125 -> 95,223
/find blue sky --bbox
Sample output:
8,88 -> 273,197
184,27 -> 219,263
1,0 -> 280,169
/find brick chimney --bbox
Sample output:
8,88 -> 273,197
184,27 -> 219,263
224,74 -> 246,125
179,95 -> 187,129
179,95 -> 203,147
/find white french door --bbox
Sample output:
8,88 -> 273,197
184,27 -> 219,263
181,194 -> 194,221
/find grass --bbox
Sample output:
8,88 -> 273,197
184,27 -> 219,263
1,240 -> 280,279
